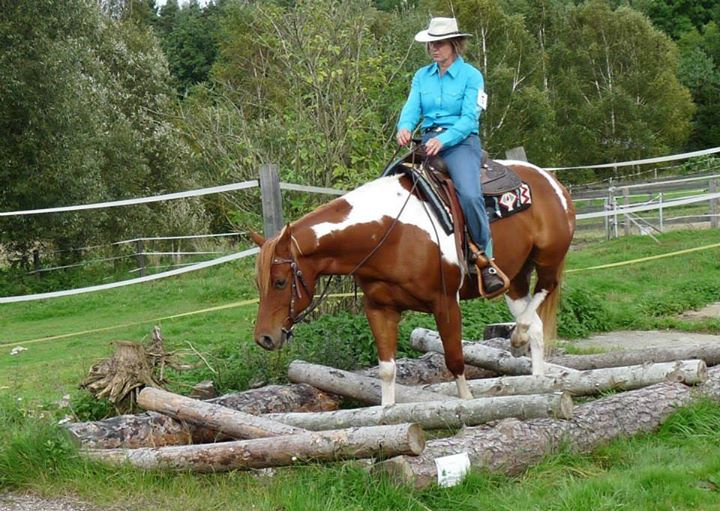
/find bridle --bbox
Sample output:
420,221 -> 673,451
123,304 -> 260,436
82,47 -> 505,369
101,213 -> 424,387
269,253 -> 333,343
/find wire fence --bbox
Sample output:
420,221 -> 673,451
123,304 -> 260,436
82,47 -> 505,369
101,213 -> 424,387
2,149 -> 720,302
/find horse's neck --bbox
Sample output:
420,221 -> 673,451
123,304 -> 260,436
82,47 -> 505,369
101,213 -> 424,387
294,180 -> 402,274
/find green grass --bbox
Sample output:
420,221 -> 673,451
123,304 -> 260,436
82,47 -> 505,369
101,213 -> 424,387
2,395 -> 720,510
1,229 -> 720,509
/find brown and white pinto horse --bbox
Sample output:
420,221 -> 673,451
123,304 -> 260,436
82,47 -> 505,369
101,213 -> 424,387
251,160 -> 576,405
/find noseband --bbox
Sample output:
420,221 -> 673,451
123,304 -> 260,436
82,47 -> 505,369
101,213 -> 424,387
270,254 -> 333,342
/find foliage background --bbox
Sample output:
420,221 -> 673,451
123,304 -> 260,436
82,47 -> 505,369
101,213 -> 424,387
1,0 -> 718,276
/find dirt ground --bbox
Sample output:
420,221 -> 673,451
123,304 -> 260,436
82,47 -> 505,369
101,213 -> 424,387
571,302 -> 720,351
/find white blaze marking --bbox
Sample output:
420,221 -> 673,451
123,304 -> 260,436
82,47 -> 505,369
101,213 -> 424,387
311,175 -> 461,267
497,159 -> 569,212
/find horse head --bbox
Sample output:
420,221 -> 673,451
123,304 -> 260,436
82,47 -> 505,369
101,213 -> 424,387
251,225 -> 315,351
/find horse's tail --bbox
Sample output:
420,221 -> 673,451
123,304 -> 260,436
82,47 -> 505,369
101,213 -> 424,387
538,259 -> 565,349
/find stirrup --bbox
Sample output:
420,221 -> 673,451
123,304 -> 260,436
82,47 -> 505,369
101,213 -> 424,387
477,258 -> 510,299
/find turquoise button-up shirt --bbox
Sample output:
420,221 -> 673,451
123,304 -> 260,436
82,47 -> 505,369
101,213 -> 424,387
397,56 -> 484,149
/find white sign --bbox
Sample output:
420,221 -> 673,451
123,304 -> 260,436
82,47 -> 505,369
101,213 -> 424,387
477,91 -> 488,110
435,452 -> 471,487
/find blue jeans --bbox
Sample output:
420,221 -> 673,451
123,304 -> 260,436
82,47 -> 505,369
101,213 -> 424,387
422,133 -> 490,251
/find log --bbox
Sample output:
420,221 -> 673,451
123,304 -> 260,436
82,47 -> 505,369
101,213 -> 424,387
65,384 -> 340,449
375,381 -> 693,487
84,423 -> 425,472
377,366 -> 720,487
422,360 -> 708,397
265,393 -> 573,430
288,360 -> 456,404
411,328 -> 577,376
548,344 -> 720,370
137,387 -> 306,439
357,352 -> 496,384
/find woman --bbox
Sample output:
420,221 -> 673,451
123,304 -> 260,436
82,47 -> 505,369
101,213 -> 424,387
396,17 -> 506,296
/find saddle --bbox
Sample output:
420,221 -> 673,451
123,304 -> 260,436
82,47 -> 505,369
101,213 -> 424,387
381,146 -> 533,270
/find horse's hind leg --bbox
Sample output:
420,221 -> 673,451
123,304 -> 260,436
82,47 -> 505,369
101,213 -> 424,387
433,296 -> 473,399
504,261 -> 548,375
364,299 -> 401,406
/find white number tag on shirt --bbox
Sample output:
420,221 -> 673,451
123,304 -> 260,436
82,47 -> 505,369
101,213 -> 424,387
477,91 -> 488,110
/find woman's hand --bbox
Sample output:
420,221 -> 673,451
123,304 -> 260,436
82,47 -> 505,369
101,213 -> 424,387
396,128 -> 412,146
424,137 -> 444,156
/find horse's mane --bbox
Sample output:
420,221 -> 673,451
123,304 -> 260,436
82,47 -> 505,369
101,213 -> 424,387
256,227 -> 287,294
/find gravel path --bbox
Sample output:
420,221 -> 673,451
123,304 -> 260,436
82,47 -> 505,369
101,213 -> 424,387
0,494 -> 105,511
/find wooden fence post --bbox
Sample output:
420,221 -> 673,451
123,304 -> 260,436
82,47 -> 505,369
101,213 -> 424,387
710,179 -> 718,229
259,164 -> 284,238
135,240 -> 146,277
504,146 -> 527,162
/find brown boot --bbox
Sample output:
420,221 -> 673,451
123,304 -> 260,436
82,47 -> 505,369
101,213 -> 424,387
470,248 -> 509,298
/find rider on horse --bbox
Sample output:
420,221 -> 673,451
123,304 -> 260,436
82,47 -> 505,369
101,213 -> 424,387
396,17 -> 507,297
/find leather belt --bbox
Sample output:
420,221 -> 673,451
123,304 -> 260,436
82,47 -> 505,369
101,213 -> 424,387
422,126 -> 446,134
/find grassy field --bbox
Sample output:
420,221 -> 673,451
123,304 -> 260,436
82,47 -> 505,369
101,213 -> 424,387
1,229 -> 720,510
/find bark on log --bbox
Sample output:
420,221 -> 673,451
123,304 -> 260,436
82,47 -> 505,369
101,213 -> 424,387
265,393 -> 572,430
357,352 -> 496,384
549,344 -> 720,370
83,423 -> 425,472
375,381 -> 693,487
422,360 -> 708,397
288,360 -> 456,404
137,387 -> 306,439
411,328 -> 577,376
65,384 -> 340,449
377,366 -> 720,487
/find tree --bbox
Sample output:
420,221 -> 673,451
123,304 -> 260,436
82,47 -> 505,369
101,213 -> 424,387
677,24 -> 720,149
548,0 -> 694,167
0,0 -> 204,267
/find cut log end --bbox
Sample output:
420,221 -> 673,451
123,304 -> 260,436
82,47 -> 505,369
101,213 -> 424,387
406,423 -> 425,455
557,392 -> 574,420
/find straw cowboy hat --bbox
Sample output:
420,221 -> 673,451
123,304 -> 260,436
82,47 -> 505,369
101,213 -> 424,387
414,17 -> 472,43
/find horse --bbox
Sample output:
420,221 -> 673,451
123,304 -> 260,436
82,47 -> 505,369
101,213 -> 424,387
251,159 -> 576,405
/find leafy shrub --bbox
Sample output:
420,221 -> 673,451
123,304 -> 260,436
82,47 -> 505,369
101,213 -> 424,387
558,286 -> 612,339
68,391 -> 115,422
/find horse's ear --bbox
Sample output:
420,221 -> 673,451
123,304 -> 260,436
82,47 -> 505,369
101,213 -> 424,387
250,231 -> 266,247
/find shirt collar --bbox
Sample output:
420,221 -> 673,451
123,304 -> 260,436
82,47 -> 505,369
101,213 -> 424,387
430,56 -> 465,77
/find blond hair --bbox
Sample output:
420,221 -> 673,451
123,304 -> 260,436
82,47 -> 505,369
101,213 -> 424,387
426,36 -> 467,56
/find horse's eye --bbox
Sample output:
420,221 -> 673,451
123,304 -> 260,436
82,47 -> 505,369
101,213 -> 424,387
274,278 -> 287,289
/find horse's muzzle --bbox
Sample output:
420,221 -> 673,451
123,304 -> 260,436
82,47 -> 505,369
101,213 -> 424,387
256,334 -> 276,351
255,330 -> 289,351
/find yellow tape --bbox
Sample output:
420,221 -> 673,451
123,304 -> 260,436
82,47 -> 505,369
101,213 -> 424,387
2,293 -> 361,348
567,242 -> 720,273
11,240 -> 718,348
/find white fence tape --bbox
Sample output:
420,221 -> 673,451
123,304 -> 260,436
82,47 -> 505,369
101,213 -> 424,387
0,248 -> 259,304
0,181 -> 258,217
547,146 -> 720,171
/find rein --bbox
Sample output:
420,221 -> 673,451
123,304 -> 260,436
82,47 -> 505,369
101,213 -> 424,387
269,144 -> 429,340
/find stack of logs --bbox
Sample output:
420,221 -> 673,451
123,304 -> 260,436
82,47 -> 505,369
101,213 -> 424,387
68,325 -> 720,487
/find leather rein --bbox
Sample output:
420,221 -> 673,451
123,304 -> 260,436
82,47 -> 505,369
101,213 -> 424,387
269,144 -> 429,342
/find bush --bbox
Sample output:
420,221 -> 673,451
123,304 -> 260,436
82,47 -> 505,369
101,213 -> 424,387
558,286 -> 612,339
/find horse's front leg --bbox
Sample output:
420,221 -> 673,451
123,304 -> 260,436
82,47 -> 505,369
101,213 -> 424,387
433,297 -> 473,400
364,299 -> 401,406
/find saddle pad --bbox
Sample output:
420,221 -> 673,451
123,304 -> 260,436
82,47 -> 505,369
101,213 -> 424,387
485,182 -> 532,223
